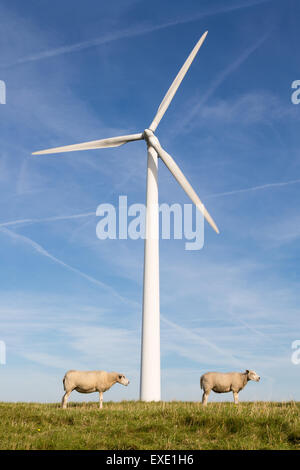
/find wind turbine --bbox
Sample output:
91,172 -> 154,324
33,31 -> 219,402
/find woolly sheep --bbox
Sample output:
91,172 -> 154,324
62,370 -> 130,409
200,370 -> 260,406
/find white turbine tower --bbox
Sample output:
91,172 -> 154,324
33,31 -> 219,401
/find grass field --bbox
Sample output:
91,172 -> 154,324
0,401 -> 299,450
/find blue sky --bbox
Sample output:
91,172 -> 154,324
0,0 -> 300,403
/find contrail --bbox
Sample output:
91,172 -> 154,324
1,177 -> 299,228
229,312 -> 272,341
0,226 -> 138,307
3,0 -> 271,68
207,179 -> 300,199
0,211 -> 95,228
161,315 -> 244,368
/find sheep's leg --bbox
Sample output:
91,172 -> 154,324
99,391 -> 103,409
202,390 -> 210,406
233,391 -> 239,405
62,391 -> 71,409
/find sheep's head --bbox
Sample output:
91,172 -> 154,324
116,373 -> 130,386
246,370 -> 260,382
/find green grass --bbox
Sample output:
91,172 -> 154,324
0,401 -> 299,450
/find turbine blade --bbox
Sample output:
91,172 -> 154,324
149,31 -> 208,132
148,138 -> 219,234
32,133 -> 144,155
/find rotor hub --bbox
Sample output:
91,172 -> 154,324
143,128 -> 154,139
143,129 -> 160,149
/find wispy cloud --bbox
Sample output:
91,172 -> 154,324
161,315 -> 244,368
22,352 -> 72,370
3,0 -> 271,68
194,92 -> 295,126
228,312 -> 272,341
179,28 -> 273,131
0,226 -> 137,307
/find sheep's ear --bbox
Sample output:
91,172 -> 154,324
245,370 -> 249,374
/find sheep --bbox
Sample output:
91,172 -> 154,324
200,369 -> 260,406
61,370 -> 130,409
